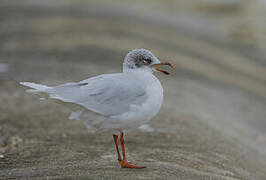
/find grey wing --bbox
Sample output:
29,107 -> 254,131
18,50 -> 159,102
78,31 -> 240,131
47,74 -> 147,116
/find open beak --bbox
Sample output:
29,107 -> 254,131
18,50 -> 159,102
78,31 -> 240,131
152,62 -> 174,75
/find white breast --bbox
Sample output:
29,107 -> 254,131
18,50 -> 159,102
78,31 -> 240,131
110,72 -> 163,129
142,74 -> 163,121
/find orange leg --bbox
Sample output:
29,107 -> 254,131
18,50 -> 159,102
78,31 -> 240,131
113,134 -> 122,162
119,132 -> 146,169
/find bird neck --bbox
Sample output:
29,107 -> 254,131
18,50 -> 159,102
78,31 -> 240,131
123,66 -> 153,74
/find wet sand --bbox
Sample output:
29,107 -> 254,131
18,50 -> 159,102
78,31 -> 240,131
1,1 -> 266,179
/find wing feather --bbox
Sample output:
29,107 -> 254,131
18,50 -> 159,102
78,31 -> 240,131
48,73 -> 147,116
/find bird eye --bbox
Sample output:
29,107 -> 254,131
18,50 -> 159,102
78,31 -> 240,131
144,59 -> 152,64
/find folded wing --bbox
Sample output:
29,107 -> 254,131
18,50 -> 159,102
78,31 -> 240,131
46,74 -> 147,117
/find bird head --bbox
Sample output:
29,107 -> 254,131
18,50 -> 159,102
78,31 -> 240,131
123,49 -> 173,75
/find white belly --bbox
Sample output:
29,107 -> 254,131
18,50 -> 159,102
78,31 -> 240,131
71,73 -> 164,131
108,74 -> 163,129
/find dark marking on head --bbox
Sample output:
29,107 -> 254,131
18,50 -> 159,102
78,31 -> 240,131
134,56 -> 152,68
123,49 -> 158,71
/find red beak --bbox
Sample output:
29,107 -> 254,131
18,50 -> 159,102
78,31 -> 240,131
152,62 -> 174,75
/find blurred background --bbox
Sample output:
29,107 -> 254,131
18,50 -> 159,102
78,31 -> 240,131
1,0 -> 266,179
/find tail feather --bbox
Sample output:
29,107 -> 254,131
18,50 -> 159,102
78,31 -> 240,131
20,82 -> 51,93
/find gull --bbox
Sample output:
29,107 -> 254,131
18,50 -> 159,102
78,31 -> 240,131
20,49 -> 173,169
